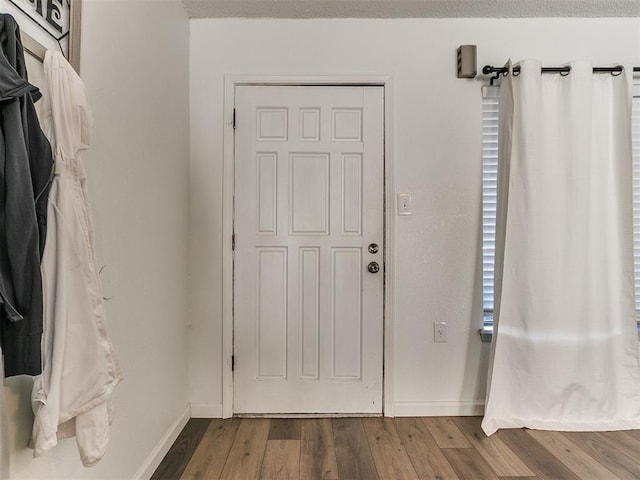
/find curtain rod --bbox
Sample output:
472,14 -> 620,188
483,65 -> 640,76
482,65 -> 640,85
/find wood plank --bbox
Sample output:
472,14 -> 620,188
332,418 -> 379,480
269,419 -> 302,440
600,431 -> 640,465
181,418 -> 241,480
423,417 -> 472,449
497,429 -> 580,480
526,430 -> 621,480
362,417 -> 420,480
219,418 -> 270,480
260,440 -> 301,480
563,432 -> 640,480
452,417 -> 534,477
441,448 -> 499,480
393,417 -> 460,480
300,419 -> 339,480
151,418 -> 212,480
625,430 -> 640,443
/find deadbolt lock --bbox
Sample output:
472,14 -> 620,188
368,243 -> 379,254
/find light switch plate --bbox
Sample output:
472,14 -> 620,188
397,193 -> 412,215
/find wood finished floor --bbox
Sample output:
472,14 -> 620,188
151,417 -> 640,480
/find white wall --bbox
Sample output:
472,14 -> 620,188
189,18 -> 640,415
2,12 -> 637,479
5,1 -> 191,478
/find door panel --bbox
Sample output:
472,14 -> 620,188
233,85 -> 384,414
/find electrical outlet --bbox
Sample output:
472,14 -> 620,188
434,322 -> 447,342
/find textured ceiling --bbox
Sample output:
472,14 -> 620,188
183,0 -> 640,18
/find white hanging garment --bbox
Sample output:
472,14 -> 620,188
482,60 -> 640,435
31,50 -> 122,467
0,351 -> 9,478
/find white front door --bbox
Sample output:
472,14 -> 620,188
233,85 -> 384,414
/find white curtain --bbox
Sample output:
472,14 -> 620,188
482,60 -> 640,435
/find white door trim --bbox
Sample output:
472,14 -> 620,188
221,74 -> 396,418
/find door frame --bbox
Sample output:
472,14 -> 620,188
221,75 -> 396,418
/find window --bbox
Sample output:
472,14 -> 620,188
632,91 -> 640,312
481,85 -> 640,331
481,86 -> 499,330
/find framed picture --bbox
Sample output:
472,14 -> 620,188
5,0 -> 82,71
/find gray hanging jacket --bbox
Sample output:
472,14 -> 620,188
0,14 -> 54,377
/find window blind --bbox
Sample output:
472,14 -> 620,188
481,86 -> 499,323
632,93 -> 640,309
482,86 -> 640,321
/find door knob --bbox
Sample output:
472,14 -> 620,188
368,243 -> 379,254
367,261 -> 380,274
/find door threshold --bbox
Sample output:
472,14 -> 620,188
234,413 -> 383,419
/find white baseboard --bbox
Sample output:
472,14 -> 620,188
394,400 -> 485,417
190,403 -> 223,418
132,404 -> 191,480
